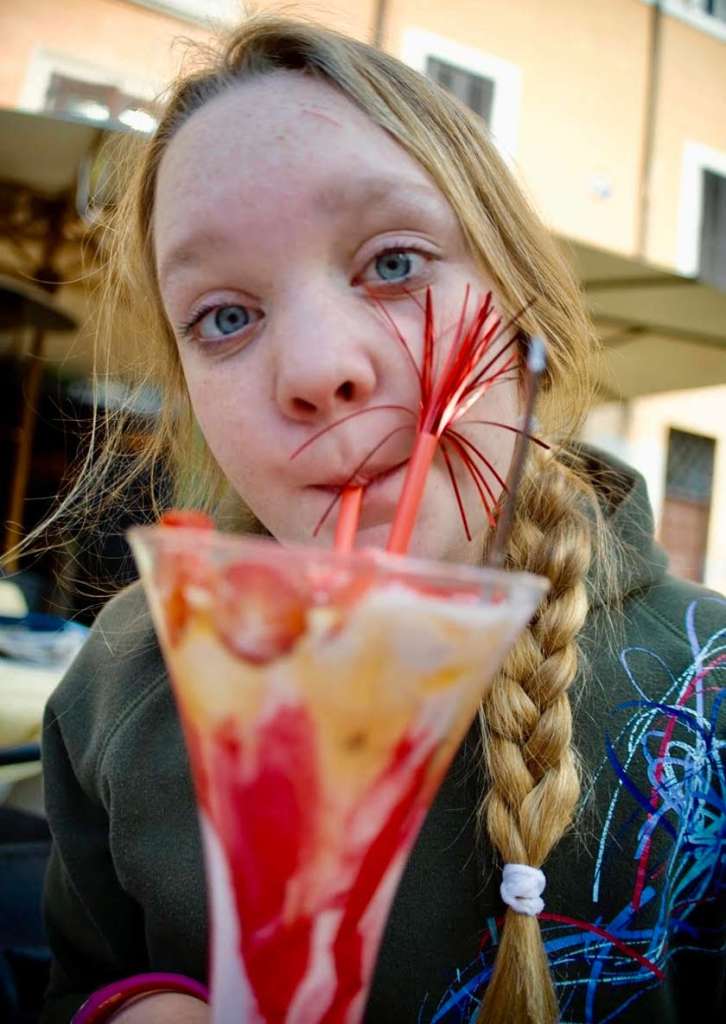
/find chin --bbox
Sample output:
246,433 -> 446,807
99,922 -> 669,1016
268,504 -> 485,565
345,522 -> 391,553
366,523 -> 484,566
406,531 -> 485,566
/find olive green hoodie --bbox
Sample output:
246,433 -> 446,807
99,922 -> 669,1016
40,451 -> 725,1023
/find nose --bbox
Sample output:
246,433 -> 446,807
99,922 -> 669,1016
273,293 -> 379,422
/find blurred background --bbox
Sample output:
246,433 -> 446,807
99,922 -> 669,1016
1,0 -> 726,620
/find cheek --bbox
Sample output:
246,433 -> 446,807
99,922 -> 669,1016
180,359 -> 270,487
462,378 -> 522,479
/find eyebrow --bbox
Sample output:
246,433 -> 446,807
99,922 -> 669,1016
315,175 -> 443,216
157,176 -> 446,289
157,230 -> 229,289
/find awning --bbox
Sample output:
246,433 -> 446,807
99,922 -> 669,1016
566,239 -> 726,400
0,105 -> 109,196
0,274 -> 76,332
0,107 -> 116,374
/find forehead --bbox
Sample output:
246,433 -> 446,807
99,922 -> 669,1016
160,70 -> 423,171
153,72 -> 441,249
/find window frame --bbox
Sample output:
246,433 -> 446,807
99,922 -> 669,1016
121,0 -> 240,27
677,141 -> 726,279
399,27 -> 522,165
19,49 -> 160,118
639,0 -> 726,44
425,55 -> 496,126
665,426 -> 716,503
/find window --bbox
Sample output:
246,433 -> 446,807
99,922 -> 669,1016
20,52 -> 161,132
44,73 -> 159,131
660,428 -> 716,582
699,170 -> 726,288
400,29 -> 521,163
665,428 -> 716,503
425,56 -> 495,125
642,1 -> 726,41
648,0 -> 726,40
677,143 -> 726,279
125,0 -> 239,25
686,0 -> 726,23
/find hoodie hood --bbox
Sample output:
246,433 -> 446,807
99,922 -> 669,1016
575,444 -> 669,608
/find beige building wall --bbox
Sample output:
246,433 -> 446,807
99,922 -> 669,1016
577,5 -> 726,592
384,0 -> 651,255
647,9 -> 726,271
0,0 -> 210,110
0,0 -> 374,114
385,1 -> 726,274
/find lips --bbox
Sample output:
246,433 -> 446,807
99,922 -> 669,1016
311,459 -> 409,492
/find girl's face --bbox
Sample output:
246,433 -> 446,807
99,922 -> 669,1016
154,72 -> 520,562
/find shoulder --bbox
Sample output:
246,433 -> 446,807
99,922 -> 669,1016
49,580 -> 162,711
626,573 -> 725,656
43,581 -> 169,778
599,575 -> 726,741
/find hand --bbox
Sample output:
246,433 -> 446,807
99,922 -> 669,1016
108,991 -> 210,1023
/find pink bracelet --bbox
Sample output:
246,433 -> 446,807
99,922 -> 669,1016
71,972 -> 209,1023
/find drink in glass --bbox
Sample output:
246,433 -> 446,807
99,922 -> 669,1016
130,526 -> 547,1024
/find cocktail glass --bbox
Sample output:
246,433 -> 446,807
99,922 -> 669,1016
129,526 -> 548,1024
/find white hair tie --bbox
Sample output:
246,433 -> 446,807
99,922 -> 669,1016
500,863 -> 546,916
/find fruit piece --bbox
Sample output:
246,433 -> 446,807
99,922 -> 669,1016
157,512 -> 215,643
216,563 -> 308,664
381,573 -> 481,605
161,553 -> 213,646
160,509 -> 215,529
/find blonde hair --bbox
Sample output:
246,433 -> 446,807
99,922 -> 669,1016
57,12 -> 619,1022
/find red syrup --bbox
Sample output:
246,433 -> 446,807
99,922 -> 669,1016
318,736 -> 432,1023
184,699 -> 443,1022
157,534 -> 490,1021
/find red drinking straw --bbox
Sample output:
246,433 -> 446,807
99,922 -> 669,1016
386,289 -> 508,556
385,433 -> 438,555
334,485 -> 363,552
386,328 -> 546,558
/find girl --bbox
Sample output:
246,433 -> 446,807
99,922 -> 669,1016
40,13 -> 725,1024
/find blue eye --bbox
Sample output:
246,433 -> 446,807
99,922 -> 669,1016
374,250 -> 414,282
200,305 -> 250,337
180,303 -> 259,345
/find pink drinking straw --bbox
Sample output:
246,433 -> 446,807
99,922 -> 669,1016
334,485 -> 363,552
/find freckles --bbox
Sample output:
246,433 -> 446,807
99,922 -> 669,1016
184,349 -> 278,476
185,358 -> 250,409
182,373 -> 239,450
185,378 -> 226,427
